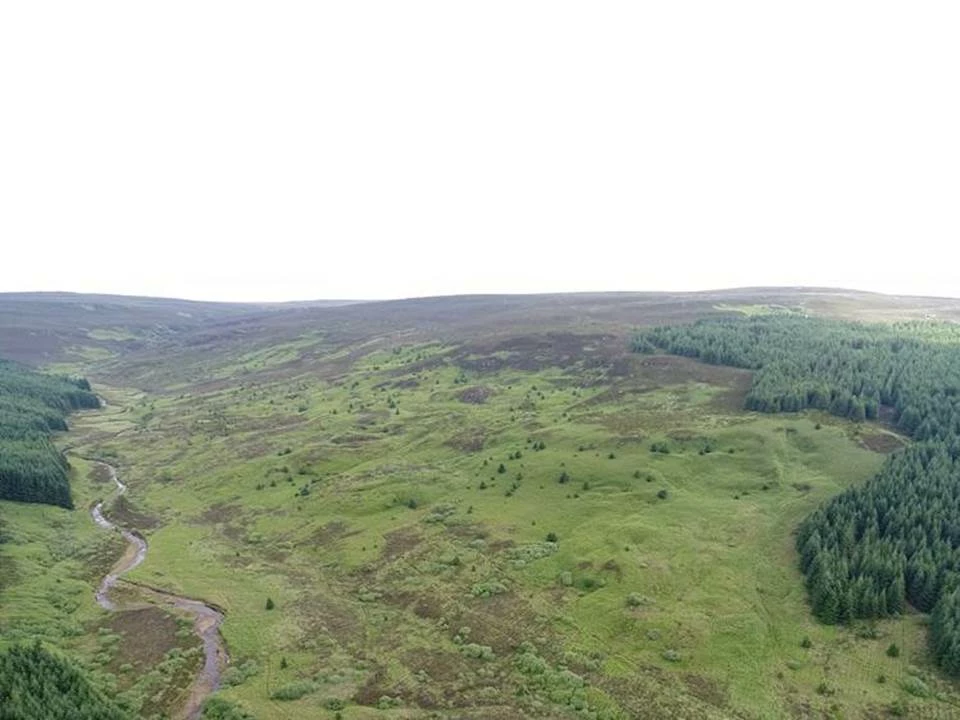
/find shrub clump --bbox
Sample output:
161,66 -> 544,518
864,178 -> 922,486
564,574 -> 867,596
459,643 -> 495,660
270,681 -> 320,701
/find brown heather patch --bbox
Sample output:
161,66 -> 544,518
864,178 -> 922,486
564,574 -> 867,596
446,427 -> 487,453
683,673 -> 730,709
310,520 -> 357,546
107,494 -> 163,530
197,502 -> 242,525
381,527 -> 423,561
298,591 -> 364,647
458,386 -> 494,404
102,606 -> 192,671
89,463 -> 114,485
859,432 -> 905,453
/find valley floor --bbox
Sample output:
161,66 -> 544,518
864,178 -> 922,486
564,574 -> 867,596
4,331 -> 960,718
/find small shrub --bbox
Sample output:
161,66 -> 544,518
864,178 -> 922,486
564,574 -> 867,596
271,681 -> 319,701
656,489 -> 669,500
902,675 -> 931,698
265,597 -> 275,611
800,636 -> 812,649
460,643 -> 495,660
545,532 -> 558,543
886,642 -> 900,658
471,580 -> 507,597
888,699 -> 907,716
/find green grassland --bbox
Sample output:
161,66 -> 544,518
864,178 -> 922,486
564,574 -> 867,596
36,333 -> 959,720
0,452 -> 206,719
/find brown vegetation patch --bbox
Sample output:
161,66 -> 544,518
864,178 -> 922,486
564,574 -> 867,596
353,665 -> 390,706
102,606 -> 188,670
77,532 -> 129,583
197,502 -> 242,525
220,523 -> 246,542
486,538 -> 515,553
331,433 -> 380,446
455,332 -> 622,374
380,590 -> 446,621
456,595 -> 539,654
632,355 -> 754,412
683,673 -> 729,708
392,378 -> 420,389
598,669 -> 729,720
88,463 -> 114,485
108,495 -> 163,530
445,523 -> 489,541
298,592 -> 363,647
602,559 -> 623,581
458,386 -> 494,404
859,432 -> 905,454
381,527 -> 423,561
311,520 -> 357,546
446,427 -> 487,453
403,649 -> 471,683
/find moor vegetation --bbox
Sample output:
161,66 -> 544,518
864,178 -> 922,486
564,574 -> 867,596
7,289 -> 960,719
637,315 -> 960,674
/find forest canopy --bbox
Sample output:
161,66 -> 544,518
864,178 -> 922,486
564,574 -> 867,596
0,358 -> 99,508
635,315 -> 960,675
0,642 -> 130,720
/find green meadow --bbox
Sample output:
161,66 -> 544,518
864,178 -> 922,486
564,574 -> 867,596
21,334 -> 951,719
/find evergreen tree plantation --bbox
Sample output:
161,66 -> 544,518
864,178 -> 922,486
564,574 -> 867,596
0,359 -> 99,507
0,643 -> 129,719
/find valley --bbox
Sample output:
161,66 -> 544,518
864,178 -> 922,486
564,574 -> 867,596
3,289 -> 960,718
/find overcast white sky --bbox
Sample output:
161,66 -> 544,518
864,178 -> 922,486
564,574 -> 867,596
1,3 -> 958,302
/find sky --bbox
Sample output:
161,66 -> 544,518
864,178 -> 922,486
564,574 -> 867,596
2,2 -> 958,302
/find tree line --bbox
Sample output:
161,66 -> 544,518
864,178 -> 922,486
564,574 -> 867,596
0,358 -> 99,508
634,315 -> 960,675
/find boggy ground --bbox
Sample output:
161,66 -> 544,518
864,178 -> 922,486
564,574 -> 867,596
57,327 -> 960,720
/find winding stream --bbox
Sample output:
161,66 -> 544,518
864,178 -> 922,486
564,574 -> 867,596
91,462 -> 228,720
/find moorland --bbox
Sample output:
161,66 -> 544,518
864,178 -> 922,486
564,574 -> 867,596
4,288 -> 960,719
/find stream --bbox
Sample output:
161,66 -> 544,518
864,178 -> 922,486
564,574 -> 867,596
91,462 -> 228,720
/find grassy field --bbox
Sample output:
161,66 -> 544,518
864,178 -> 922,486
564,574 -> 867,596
5,289 -> 960,718
41,335 -> 958,719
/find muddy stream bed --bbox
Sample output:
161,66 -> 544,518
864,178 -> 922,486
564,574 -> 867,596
92,462 -> 228,719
